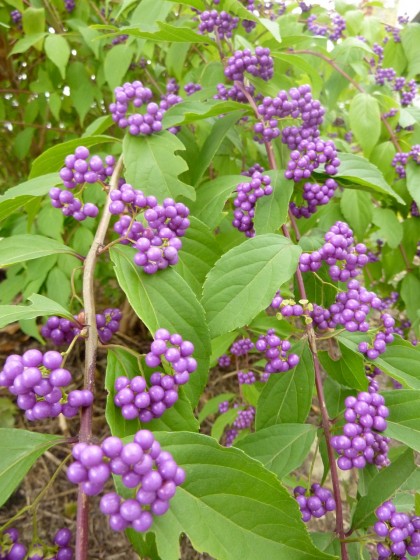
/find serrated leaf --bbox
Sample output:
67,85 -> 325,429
177,217 -> 222,298
10,33 -> 47,55
44,34 -> 70,79
400,273 -> 420,325
130,432 -> 337,560
106,21 -> 216,44
190,112 -> 244,185
406,161 -> 420,209
189,175 -> 245,229
0,294 -> 74,329
340,189 -> 372,239
110,245 -> 210,407
29,136 -> 117,178
123,132 -> 195,201
349,93 -> 380,156
211,409 -> 238,441
256,340 -> 314,429
236,423 -> 316,479
198,393 -> 235,424
401,24 -> 420,78
382,390 -> 420,452
202,234 -> 301,337
338,332 -> 420,390
254,171 -> 293,235
371,207 -> 403,249
351,449 -> 416,529
319,342 -> 368,392
0,235 -> 78,267
163,101 -> 246,130
0,428 -> 62,507
104,43 -> 133,92
0,173 -> 60,222
333,153 -> 404,204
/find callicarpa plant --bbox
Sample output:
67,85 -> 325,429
0,0 -> 419,559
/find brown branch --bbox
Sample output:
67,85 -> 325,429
75,155 -> 124,560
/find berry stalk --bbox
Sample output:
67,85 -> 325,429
75,155 -> 124,560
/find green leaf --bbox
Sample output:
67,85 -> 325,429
177,217 -> 222,298
340,189 -> 372,239
383,390 -> 420,452
401,24 -> 420,78
333,153 -> 404,204
110,245 -> 211,407
105,348 -> 198,438
319,342 -> 368,392
189,175 -> 244,229
349,93 -> 381,156
0,293 -> 74,329
22,7 -> 45,35
338,332 -> 420,390
351,449 -> 416,529
44,34 -> 70,79
0,428 -> 62,507
236,423 -> 316,479
202,234 -> 301,337
163,101 -> 246,130
211,409 -> 238,441
46,268 -> 71,307
123,132 -> 195,201
10,32 -> 47,55
371,207 -> 403,249
138,432 -> 336,560
400,273 -> 420,326
190,112 -> 244,185
324,377 -> 354,419
29,136 -> 116,178
109,22 -> 216,44
198,393 -> 235,424
406,161 -> 420,210
254,172 -> 293,235
256,341 -> 314,429
0,235 -> 78,267
0,173 -> 60,222
104,43 -> 133,91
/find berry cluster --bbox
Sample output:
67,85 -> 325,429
0,528 -> 73,560
110,184 -> 190,273
392,144 -> 420,179
50,146 -> 116,221
299,221 -> 368,281
198,10 -> 239,39
217,354 -> 231,368
68,430 -> 185,533
358,313 -> 395,360
293,484 -> 336,522
10,9 -> 22,24
230,337 -> 254,356
306,12 -> 346,41
214,82 -> 256,104
284,138 -> 340,182
270,292 -> 304,316
184,82 -> 202,96
224,47 -> 274,82
331,390 -> 390,470
237,370 -> 256,384
41,308 -> 121,345
220,402 -> 256,446
255,329 -> 300,380
59,147 -> 114,189
290,179 -> 338,218
232,170 -> 273,237
374,501 -> 420,558
109,81 -> 165,136
114,330 -> 196,422
64,0 -> 75,13
311,279 -> 382,332
0,350 -> 93,421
